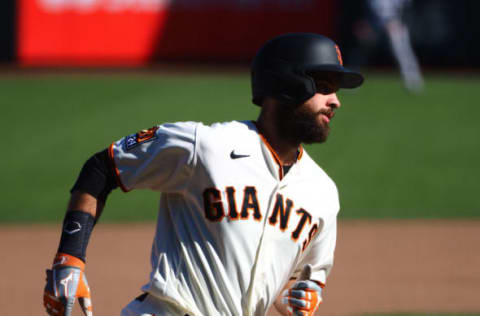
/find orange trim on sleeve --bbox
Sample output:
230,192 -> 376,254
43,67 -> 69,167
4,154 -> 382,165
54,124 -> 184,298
108,143 -> 130,192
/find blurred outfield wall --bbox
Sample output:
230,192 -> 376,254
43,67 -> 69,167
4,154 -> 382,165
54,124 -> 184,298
0,0 -> 479,68
16,0 -> 336,65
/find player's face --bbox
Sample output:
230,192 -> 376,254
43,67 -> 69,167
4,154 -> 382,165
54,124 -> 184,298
276,79 -> 341,144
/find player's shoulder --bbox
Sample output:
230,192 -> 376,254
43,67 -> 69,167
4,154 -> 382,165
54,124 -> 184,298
149,121 -> 202,143
197,120 -> 257,139
151,120 -> 255,148
297,150 -> 340,216
299,149 -> 338,194
203,120 -> 255,132
156,121 -> 200,133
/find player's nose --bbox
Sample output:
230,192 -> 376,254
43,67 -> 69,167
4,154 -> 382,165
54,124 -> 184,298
328,93 -> 341,109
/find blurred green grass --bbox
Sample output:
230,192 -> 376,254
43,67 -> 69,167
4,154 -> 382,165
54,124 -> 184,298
1,71 -> 479,222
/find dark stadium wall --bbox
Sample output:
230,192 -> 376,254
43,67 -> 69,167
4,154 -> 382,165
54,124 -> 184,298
149,1 -> 337,62
0,0 -> 15,62
338,0 -> 480,69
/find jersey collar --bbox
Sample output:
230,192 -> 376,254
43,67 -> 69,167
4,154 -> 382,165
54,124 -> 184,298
251,121 -> 304,181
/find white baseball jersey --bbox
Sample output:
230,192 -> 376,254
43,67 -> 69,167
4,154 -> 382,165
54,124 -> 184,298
109,120 -> 339,316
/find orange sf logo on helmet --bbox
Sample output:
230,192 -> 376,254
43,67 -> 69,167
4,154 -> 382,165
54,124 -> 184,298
335,45 -> 343,66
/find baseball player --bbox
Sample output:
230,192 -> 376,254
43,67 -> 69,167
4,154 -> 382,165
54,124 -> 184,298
43,33 -> 363,316
367,0 -> 424,92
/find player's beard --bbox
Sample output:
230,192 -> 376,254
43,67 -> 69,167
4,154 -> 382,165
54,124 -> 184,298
275,103 -> 330,144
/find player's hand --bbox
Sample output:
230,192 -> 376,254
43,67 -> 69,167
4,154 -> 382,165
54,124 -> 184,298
282,264 -> 323,316
43,253 -> 93,316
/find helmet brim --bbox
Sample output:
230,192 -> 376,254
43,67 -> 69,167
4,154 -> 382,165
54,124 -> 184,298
307,65 -> 364,89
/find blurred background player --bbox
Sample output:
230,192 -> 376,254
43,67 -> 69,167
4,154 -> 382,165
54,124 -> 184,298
350,0 -> 424,92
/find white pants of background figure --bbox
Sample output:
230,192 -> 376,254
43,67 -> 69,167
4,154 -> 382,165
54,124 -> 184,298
368,0 -> 424,92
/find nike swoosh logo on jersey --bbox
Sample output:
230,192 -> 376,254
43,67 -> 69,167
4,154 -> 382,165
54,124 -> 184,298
230,150 -> 250,159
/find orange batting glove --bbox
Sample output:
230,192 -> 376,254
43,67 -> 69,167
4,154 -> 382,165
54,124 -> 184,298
281,279 -> 323,316
282,264 -> 323,316
43,253 -> 93,316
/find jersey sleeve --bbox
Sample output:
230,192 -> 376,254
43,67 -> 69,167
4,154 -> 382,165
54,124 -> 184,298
297,214 -> 338,285
292,185 -> 340,285
108,121 -> 198,192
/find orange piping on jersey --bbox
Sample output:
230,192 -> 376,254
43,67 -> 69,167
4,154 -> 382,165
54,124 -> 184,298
254,121 -> 303,178
108,143 -> 130,192
258,134 -> 284,180
297,146 -> 304,160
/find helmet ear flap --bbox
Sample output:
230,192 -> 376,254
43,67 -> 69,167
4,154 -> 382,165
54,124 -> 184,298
265,68 -> 316,106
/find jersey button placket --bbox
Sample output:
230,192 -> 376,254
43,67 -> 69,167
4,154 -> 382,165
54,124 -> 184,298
244,182 -> 282,312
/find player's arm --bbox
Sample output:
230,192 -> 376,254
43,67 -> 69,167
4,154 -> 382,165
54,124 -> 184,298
43,149 -> 118,316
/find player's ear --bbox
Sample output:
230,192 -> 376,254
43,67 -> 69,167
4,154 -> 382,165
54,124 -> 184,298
260,96 -> 276,108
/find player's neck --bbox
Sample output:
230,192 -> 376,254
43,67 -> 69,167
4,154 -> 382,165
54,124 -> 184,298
255,117 -> 300,166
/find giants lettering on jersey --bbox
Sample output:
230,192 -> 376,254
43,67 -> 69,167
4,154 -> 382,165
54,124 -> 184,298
203,186 -> 319,252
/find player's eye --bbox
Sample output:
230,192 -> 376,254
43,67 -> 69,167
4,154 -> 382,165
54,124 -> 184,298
315,80 -> 339,95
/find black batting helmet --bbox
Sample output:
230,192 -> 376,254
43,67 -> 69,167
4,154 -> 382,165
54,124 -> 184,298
251,33 -> 364,106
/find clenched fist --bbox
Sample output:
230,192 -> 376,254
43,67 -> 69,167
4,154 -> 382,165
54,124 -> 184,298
43,253 -> 93,316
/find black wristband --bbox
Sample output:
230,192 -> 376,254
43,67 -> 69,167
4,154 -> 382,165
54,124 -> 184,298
57,210 -> 95,262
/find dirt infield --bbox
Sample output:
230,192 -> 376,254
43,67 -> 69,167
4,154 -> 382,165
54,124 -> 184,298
1,220 -> 479,316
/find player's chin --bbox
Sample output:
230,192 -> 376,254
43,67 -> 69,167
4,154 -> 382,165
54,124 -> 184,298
302,127 -> 330,144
